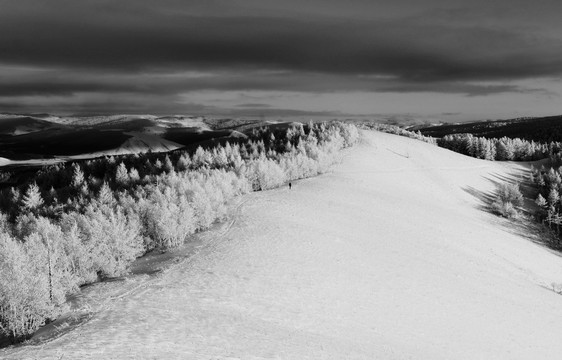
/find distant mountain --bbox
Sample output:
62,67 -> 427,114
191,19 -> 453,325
0,115 -> 69,136
413,115 -> 562,142
0,113 -> 285,165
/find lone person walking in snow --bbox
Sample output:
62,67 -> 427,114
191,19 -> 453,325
289,182 -> 292,189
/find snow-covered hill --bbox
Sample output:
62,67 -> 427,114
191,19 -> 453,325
4,130 -> 562,359
63,132 -> 184,160
0,114 -> 223,163
0,115 -> 68,135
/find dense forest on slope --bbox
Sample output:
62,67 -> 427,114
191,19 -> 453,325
0,121 -> 359,343
0,114 -> 236,159
436,134 -> 562,161
360,122 -> 562,162
386,120 -> 562,247
529,159 -> 562,243
414,115 -> 562,143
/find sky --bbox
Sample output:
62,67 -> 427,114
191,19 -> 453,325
1,0 -> 562,123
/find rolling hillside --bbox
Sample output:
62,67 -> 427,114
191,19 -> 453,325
3,131 -> 562,359
0,115 -> 69,136
414,115 -> 562,142
0,114 -> 255,162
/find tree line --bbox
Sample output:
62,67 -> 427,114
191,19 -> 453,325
530,165 -> 562,237
437,133 -> 562,161
496,163 -> 562,249
0,121 -> 359,342
360,122 -> 562,162
363,122 -> 562,252
358,123 -> 437,145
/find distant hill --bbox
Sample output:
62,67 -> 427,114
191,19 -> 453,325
413,115 -> 562,142
0,113 -> 290,164
0,115 -> 69,136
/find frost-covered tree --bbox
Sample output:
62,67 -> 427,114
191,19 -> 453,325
163,155 -> 174,173
192,146 -> 211,168
251,157 -> 286,190
10,187 -> 21,204
492,183 -> 523,218
115,162 -> 129,185
536,193 -> 547,208
75,204 -> 143,277
176,154 -> 191,171
139,189 -> 196,249
548,188 -> 560,206
22,183 -> 44,211
0,232 -> 53,339
25,217 -> 73,305
97,182 -> 114,205
71,163 -> 85,188
129,167 -> 140,182
213,147 -> 228,168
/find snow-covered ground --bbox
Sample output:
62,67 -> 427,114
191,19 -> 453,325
60,132 -> 184,160
42,114 -> 158,126
4,130 -> 562,359
0,157 -> 66,167
40,114 -> 208,129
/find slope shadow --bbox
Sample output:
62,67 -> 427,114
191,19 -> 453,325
462,169 -> 562,253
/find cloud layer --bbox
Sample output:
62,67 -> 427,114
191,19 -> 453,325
1,0 -> 561,117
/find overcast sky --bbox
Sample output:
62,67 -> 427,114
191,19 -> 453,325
1,0 -> 562,122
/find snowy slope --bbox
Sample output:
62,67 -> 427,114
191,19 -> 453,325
117,132 -> 183,153
56,132 -> 183,161
89,132 -> 183,156
4,130 -> 562,359
0,115 -> 67,135
44,114 -> 158,126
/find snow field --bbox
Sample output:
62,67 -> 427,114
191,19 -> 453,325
3,130 -> 562,359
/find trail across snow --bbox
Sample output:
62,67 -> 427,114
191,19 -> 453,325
4,131 -> 562,359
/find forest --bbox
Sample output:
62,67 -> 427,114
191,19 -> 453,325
414,115 -> 562,143
368,123 -> 562,237
437,133 -> 562,161
366,122 -> 562,162
530,163 -> 562,240
0,121 -> 359,342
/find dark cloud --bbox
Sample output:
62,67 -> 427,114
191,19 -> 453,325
373,82 -> 554,97
235,103 -> 272,108
224,107 -> 343,119
0,80 -> 133,97
1,2 -> 561,82
1,0 -> 562,114
0,68 -> 552,99
0,93 -> 212,116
